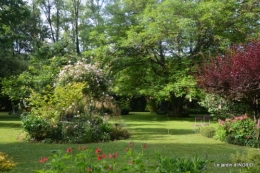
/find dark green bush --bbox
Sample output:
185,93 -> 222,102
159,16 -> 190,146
110,128 -> 130,140
22,113 -> 129,143
22,115 -> 62,141
200,127 -> 216,138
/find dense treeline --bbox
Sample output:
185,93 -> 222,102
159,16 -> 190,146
1,0 -> 260,117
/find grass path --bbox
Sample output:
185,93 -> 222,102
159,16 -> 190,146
0,112 -> 258,172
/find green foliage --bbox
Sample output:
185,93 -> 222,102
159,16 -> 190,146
213,126 -> 226,142
117,98 -> 130,115
214,114 -> 260,147
109,127 -> 130,141
199,93 -> 253,119
155,153 -> 212,173
230,150 -> 260,173
22,113 -> 129,143
1,56 -> 74,102
62,115 -> 109,143
26,82 -> 85,123
22,115 -> 62,141
0,152 -> 16,172
34,142 -> 212,173
200,127 -> 216,138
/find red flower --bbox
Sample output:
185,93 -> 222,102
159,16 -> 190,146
97,155 -> 102,160
102,153 -> 106,159
142,143 -> 147,148
39,157 -> 48,163
95,147 -> 101,154
83,146 -> 88,150
66,148 -> 72,153
87,167 -> 92,172
129,142 -> 133,147
113,152 -> 118,158
108,153 -> 113,158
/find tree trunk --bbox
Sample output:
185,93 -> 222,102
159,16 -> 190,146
169,93 -> 186,117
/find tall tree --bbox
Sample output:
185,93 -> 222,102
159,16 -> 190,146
89,0 -> 260,116
0,0 -> 31,77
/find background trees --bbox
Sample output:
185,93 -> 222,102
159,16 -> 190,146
1,0 -> 260,117
87,0 -> 260,116
196,40 -> 260,125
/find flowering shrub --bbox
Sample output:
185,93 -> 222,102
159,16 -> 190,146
0,152 -> 16,172
56,61 -> 110,99
35,142 -> 212,173
214,114 -> 260,147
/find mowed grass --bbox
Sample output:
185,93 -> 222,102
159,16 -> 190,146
0,112 -> 258,173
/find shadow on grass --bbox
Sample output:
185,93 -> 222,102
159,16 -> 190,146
0,112 -> 243,173
0,122 -> 22,129
130,127 -> 193,135
0,112 -> 21,121
123,112 -> 209,123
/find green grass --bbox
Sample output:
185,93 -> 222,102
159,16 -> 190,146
0,112 -> 257,173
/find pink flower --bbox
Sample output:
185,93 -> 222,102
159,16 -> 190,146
39,157 -> 48,163
142,143 -> 148,148
108,153 -> 113,158
66,148 -> 72,153
102,153 -> 106,159
129,142 -> 133,147
95,147 -> 101,154
113,152 -> 118,158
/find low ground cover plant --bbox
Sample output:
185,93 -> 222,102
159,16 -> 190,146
214,114 -> 260,147
0,152 -> 16,172
230,150 -> 260,173
34,142 -> 212,173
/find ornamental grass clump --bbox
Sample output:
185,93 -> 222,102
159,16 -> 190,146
0,152 -> 16,172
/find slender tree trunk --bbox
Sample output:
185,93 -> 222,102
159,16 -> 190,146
73,0 -> 80,54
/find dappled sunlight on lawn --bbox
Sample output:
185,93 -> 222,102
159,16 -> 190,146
120,112 -> 220,144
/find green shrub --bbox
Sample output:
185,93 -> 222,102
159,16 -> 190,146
230,150 -> 260,173
199,93 -> 253,119
214,114 -> 259,147
22,115 -> 62,141
213,125 -> 226,141
110,128 -> 130,140
200,127 -> 216,138
155,153 -> 213,173
0,152 -> 16,172
22,113 -> 129,143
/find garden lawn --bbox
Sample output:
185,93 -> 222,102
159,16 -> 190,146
0,112 -> 258,173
